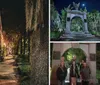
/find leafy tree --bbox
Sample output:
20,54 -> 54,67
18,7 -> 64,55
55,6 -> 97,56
87,10 -> 100,35
61,9 -> 67,30
71,17 -> 83,32
25,0 -> 48,85
51,4 -> 61,31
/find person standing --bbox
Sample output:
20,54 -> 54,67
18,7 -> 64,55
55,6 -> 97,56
70,55 -> 79,85
80,62 -> 91,85
56,57 -> 67,85
80,59 -> 85,70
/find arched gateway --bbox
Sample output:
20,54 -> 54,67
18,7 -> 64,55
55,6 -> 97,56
65,10 -> 89,33
51,43 -> 97,84
61,2 -> 94,39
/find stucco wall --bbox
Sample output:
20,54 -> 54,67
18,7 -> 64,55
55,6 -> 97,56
52,43 -> 96,83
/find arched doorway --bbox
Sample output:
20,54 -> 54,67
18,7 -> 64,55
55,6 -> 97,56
71,17 -> 84,32
62,48 -> 86,82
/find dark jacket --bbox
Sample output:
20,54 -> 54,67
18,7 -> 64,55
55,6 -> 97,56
56,66 -> 67,82
80,63 -> 84,70
70,61 -> 79,78
80,66 -> 91,81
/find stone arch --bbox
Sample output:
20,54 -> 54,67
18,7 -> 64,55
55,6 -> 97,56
70,14 -> 84,22
61,47 -> 87,82
60,45 -> 88,58
65,10 -> 89,34
62,47 -> 87,62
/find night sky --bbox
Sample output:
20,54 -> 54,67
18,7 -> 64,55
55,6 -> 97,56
0,0 -> 25,32
53,0 -> 100,12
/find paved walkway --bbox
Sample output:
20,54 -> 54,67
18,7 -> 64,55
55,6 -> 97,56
0,55 -> 19,85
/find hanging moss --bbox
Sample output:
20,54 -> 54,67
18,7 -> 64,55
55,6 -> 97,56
25,0 -> 48,85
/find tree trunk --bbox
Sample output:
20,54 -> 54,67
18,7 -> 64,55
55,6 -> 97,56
23,31 -> 26,55
25,0 -> 48,85
28,31 -> 30,62
20,36 -> 23,55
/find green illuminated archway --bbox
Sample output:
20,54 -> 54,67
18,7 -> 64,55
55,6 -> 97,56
62,48 -> 86,64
